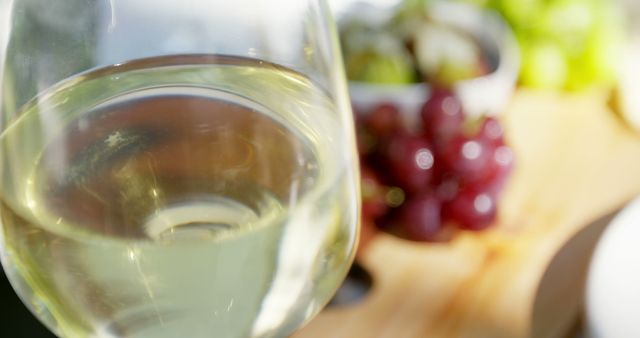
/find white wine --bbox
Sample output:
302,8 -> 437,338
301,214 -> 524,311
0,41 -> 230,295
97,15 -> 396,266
0,55 -> 358,338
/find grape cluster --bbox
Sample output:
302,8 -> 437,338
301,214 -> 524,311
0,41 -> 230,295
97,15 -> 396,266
358,89 -> 514,242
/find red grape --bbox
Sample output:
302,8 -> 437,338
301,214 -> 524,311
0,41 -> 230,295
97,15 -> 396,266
421,88 -> 464,146
354,89 -> 514,240
356,126 -> 377,157
443,187 -> 497,231
440,135 -> 493,184
382,134 -> 436,192
435,175 -> 461,202
482,144 -> 515,196
478,116 -> 505,146
463,117 -> 514,196
397,192 -> 442,241
366,103 -> 404,138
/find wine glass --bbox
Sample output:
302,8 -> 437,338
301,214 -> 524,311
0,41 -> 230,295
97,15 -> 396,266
0,1 -> 360,337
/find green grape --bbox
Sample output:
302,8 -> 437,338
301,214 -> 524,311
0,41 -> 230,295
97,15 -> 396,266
445,0 -> 491,7
586,4 -> 624,84
497,0 -> 544,28
537,0 -> 596,56
340,8 -> 416,85
564,1 -> 625,90
389,0 -> 429,42
507,0 -> 626,90
520,40 -> 569,90
414,22 -> 483,86
356,52 -> 416,84
464,0 -> 492,7
344,35 -> 416,85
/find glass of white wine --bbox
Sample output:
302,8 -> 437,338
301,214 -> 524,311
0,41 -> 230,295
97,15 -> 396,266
0,0 -> 360,337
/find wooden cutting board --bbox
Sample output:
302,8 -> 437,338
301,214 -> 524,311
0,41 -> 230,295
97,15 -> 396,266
294,89 -> 640,338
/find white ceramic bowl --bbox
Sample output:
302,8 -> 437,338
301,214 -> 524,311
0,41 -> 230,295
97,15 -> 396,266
342,2 -> 520,121
585,196 -> 640,338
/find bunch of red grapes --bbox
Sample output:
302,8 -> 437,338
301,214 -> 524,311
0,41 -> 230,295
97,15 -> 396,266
357,88 -> 514,242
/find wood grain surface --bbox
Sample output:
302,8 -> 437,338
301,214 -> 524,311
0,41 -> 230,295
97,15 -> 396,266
294,90 -> 640,338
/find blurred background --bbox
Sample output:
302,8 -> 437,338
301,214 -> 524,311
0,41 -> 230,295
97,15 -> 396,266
309,0 -> 640,337
2,0 -> 640,337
